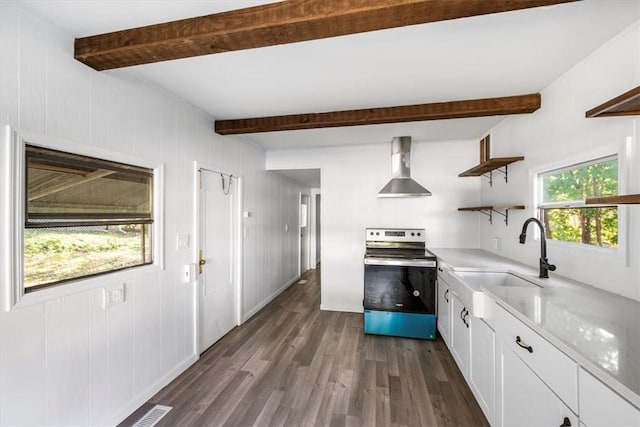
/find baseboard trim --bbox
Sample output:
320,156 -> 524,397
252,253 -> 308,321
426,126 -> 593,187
320,304 -> 363,314
107,353 -> 198,427
242,274 -> 300,323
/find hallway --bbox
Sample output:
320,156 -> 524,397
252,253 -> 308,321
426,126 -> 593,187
121,268 -> 488,426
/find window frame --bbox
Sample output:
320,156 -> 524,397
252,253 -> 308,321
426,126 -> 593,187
530,142 -> 630,265
537,155 -> 620,249
2,126 -> 164,311
538,154 -> 618,208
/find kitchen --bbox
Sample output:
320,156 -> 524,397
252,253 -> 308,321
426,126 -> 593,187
1,1 -> 639,426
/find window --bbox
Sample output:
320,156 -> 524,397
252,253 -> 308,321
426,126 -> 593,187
538,156 -> 618,248
24,145 -> 154,291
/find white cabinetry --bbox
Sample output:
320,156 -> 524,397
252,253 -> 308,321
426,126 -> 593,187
495,304 -> 578,427
436,264 -> 451,345
433,254 -> 640,427
497,336 -> 578,427
438,261 -> 495,425
495,304 -> 578,411
579,368 -> 640,427
450,294 -> 470,377
469,315 -> 495,425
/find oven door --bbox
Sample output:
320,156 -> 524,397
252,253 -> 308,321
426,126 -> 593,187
363,259 -> 436,314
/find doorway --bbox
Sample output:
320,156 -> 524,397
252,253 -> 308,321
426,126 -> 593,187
197,168 -> 241,354
300,193 -> 310,274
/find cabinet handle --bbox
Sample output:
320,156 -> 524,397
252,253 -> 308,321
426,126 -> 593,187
444,289 -> 449,302
460,308 -> 469,327
438,267 -> 443,272
559,417 -> 571,427
515,336 -> 533,353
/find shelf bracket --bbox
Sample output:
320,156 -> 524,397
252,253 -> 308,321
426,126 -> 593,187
478,209 -> 493,224
491,208 -> 509,225
482,165 -> 510,186
482,170 -> 494,187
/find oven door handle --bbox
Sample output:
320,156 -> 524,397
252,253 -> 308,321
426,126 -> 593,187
364,257 -> 436,268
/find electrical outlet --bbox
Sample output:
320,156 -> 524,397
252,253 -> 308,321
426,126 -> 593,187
493,237 -> 500,250
103,284 -> 125,308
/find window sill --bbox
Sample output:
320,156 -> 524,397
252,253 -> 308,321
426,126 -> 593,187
8,263 -> 163,311
546,239 -> 627,267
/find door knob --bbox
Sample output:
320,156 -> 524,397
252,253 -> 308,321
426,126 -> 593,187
199,249 -> 207,274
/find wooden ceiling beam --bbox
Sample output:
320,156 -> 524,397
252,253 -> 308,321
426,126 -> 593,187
75,0 -> 578,70
214,93 -> 541,135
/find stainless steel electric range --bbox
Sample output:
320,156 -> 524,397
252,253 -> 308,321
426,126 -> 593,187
363,228 -> 437,340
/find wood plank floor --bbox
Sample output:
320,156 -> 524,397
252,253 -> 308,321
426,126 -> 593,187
120,268 -> 489,427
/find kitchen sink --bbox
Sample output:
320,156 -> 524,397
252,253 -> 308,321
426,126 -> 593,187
455,271 -> 541,289
448,271 -> 542,319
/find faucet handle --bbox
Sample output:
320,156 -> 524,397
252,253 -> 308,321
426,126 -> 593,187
542,258 -> 556,272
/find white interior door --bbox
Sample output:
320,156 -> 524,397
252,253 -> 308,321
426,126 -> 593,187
199,169 -> 237,353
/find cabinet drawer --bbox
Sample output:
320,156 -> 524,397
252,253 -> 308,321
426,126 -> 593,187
437,261 -> 451,284
579,368 -> 640,427
496,305 -> 578,412
498,339 -> 578,427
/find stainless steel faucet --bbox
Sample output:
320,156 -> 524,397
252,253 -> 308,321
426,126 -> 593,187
519,217 -> 556,278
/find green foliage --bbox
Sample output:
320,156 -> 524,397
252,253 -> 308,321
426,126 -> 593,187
542,159 -> 618,202
24,229 -> 146,288
541,159 -> 618,248
544,208 -> 618,248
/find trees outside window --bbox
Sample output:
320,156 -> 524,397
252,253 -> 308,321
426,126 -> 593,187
539,157 -> 618,248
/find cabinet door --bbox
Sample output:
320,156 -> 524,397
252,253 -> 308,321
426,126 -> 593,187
450,295 -> 470,377
437,278 -> 450,344
469,315 -> 495,425
497,339 -> 577,427
579,368 -> 640,427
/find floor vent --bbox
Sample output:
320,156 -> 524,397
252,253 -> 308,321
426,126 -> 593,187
132,405 -> 172,427
298,279 -> 308,284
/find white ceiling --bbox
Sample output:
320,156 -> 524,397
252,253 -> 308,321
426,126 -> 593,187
19,0 -> 640,150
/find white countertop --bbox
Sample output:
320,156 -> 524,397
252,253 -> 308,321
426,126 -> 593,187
429,248 -> 640,408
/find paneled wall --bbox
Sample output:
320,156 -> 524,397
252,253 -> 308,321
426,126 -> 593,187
0,2 -> 304,425
478,20 -> 640,302
267,141 -> 482,312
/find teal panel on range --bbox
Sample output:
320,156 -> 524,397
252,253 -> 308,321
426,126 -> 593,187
364,310 -> 436,340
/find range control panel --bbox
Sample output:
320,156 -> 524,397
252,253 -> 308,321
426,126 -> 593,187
366,228 -> 426,243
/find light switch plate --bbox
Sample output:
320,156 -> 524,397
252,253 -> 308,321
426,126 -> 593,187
176,234 -> 190,250
181,264 -> 195,284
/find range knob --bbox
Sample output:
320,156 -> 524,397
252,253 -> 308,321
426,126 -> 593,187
376,232 -> 380,236
417,232 -> 421,236
413,290 -> 420,297
411,232 -> 415,236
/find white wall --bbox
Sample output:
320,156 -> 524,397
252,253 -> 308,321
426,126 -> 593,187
478,20 -> 640,301
267,140 -> 482,312
0,2 -> 303,425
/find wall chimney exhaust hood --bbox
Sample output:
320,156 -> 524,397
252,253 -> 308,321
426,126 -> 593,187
378,136 -> 432,198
